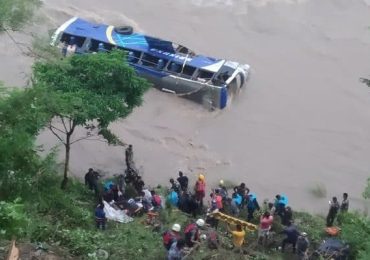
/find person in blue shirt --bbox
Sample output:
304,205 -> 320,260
95,204 -> 106,230
246,193 -> 260,221
167,239 -> 185,260
230,192 -> 242,216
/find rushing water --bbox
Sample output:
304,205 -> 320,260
2,0 -> 370,213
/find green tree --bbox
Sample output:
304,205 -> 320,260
0,86 -> 50,198
364,178 -> 370,199
0,0 -> 41,31
32,50 -> 150,189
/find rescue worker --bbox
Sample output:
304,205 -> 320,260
194,174 -> 206,208
163,224 -> 182,250
184,218 -> 205,247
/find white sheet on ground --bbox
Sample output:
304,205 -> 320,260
103,200 -> 134,223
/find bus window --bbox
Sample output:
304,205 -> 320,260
181,65 -> 196,78
60,33 -> 86,48
196,70 -> 214,81
126,50 -> 141,64
88,40 -> 114,52
141,53 -> 168,70
168,62 -> 182,73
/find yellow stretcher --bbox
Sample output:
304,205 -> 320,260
210,211 -> 258,231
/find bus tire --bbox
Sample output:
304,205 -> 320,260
114,26 -> 133,35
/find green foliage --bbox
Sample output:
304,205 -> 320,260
33,50 -> 150,127
32,50 -> 150,187
0,198 -> 29,239
294,212 -> 326,246
0,0 -> 41,31
340,212 -> 370,259
31,36 -> 63,62
363,177 -> 370,199
0,87 -> 51,199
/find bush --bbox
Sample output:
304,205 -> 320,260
340,212 -> 370,259
294,211 -> 326,246
0,198 -> 29,239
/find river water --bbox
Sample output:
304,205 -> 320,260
1,0 -> 370,213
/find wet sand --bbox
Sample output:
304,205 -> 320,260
2,0 -> 370,213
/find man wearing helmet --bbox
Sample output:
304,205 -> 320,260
163,223 -> 182,250
184,219 -> 205,247
195,175 -> 206,208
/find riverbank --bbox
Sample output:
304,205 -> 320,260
1,0 -> 370,214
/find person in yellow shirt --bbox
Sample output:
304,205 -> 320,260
228,224 -> 246,252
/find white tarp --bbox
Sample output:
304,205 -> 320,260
103,200 -> 134,224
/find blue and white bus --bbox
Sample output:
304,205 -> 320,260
51,17 -> 250,109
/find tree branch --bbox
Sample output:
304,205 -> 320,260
70,135 -> 108,145
49,124 -> 66,135
60,116 -> 68,133
48,123 -> 66,145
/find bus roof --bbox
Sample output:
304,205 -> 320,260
60,17 -> 225,73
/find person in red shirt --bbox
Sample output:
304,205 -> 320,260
258,211 -> 274,245
194,174 -> 206,208
214,189 -> 223,211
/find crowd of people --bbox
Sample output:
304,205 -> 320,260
85,144 -> 350,260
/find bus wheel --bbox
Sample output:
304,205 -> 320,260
114,26 -> 133,35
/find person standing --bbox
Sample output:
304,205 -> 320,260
125,144 -> 134,170
340,193 -> 349,213
236,183 -> 250,208
85,168 -> 100,195
282,206 -> 293,226
228,224 -> 246,253
326,196 -> 340,227
218,180 -> 229,202
85,168 -> 95,190
169,178 -> 181,194
95,204 -> 106,230
281,221 -> 300,253
258,212 -> 274,245
194,174 -> 206,208
296,232 -> 309,260
246,193 -> 260,221
177,171 -> 189,191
